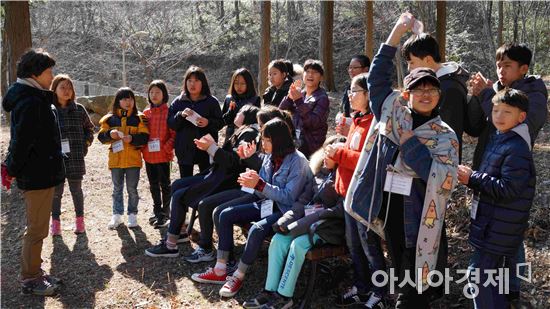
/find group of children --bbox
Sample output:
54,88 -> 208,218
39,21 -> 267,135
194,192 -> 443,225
38,12 -> 546,309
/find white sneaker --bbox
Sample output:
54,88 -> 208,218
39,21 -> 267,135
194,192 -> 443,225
108,214 -> 123,230
128,213 -> 138,228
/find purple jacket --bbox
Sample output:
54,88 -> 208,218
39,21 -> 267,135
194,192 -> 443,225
279,87 -> 329,158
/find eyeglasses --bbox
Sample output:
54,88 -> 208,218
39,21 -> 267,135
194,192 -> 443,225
348,66 -> 364,70
349,89 -> 367,94
409,88 -> 441,97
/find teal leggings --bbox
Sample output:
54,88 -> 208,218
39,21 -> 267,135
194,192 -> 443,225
265,233 -> 323,297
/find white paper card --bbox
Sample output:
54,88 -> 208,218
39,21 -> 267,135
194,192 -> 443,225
295,129 -> 301,139
186,111 -> 201,126
383,171 -> 413,196
350,131 -> 362,151
241,186 -> 255,194
471,196 -> 479,220
260,199 -> 274,218
61,139 -> 70,154
112,140 -> 124,153
148,139 -> 160,152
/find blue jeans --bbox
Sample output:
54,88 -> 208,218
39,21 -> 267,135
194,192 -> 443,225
265,233 -> 323,297
345,212 -> 387,295
216,202 -> 282,271
468,248 -> 509,309
166,175 -> 205,236
111,167 -> 140,215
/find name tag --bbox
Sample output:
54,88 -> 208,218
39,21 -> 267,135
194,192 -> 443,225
471,195 -> 480,220
350,131 -> 362,151
295,129 -> 301,139
112,140 -> 124,153
148,139 -> 160,152
61,138 -> 70,154
383,171 -> 413,196
260,199 -> 274,218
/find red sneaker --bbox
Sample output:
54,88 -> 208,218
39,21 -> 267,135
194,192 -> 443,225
219,275 -> 243,297
74,216 -> 85,234
50,219 -> 61,236
191,267 -> 227,284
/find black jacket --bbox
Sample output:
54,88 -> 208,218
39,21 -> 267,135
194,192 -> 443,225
2,82 -> 65,190
262,78 -> 292,107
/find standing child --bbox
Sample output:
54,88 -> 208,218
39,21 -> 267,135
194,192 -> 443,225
168,66 -> 223,178
222,68 -> 261,138
98,88 -> 149,229
279,59 -> 330,158
457,89 -> 535,309
50,74 -> 95,235
348,13 -> 458,308
142,80 -> 176,228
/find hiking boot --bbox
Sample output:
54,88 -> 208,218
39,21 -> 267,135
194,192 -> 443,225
145,241 -> 179,258
243,289 -> 274,308
50,219 -> 61,236
74,216 -> 85,234
153,217 -> 169,228
128,213 -> 138,228
21,276 -> 59,296
335,286 -> 370,307
191,267 -> 227,284
184,247 -> 216,263
219,275 -> 243,297
108,214 -> 123,230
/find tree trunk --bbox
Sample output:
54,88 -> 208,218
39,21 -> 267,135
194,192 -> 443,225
436,1 -> 446,62
219,1 -> 225,19
513,1 -> 519,42
4,0 -> 32,86
258,1 -> 271,95
497,1 -> 503,47
274,1 -> 280,58
234,1 -> 240,27
320,1 -> 335,91
364,1 -> 374,60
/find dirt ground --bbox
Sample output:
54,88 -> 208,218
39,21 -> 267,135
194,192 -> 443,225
1,94 -> 549,309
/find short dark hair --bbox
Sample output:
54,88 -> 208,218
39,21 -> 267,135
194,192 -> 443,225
492,88 -> 529,113
303,59 -> 324,76
262,118 -> 295,158
495,43 -> 532,67
228,68 -> 257,99
148,79 -> 169,104
351,55 -> 371,69
257,105 -> 295,134
351,72 -> 369,90
402,33 -> 441,63
112,87 -> 137,116
16,48 -> 56,78
183,65 -> 211,97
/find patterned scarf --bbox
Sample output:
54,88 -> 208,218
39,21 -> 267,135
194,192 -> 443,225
345,91 -> 459,291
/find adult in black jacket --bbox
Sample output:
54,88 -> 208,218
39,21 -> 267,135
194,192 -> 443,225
168,66 -> 223,178
2,49 -> 64,295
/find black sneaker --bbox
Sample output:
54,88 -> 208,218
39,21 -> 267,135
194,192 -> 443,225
21,276 -> 59,296
177,233 -> 190,244
44,274 -> 63,286
153,217 -> 170,228
364,293 -> 386,309
261,292 -> 293,309
148,215 -> 158,225
226,259 -> 238,276
243,289 -> 274,308
145,241 -> 179,257
335,286 -> 370,307
184,247 -> 216,263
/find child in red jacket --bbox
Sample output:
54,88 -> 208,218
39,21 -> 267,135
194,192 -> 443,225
142,80 -> 176,227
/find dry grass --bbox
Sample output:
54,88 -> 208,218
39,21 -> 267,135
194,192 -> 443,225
1,95 -> 549,308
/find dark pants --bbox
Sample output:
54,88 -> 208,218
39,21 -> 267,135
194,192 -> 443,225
197,189 -> 259,250
145,162 -> 171,220
216,202 -> 282,266
384,197 -> 447,309
469,249 -> 509,309
51,177 -> 84,220
166,175 -> 204,236
345,212 -> 387,295
178,161 -> 209,178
